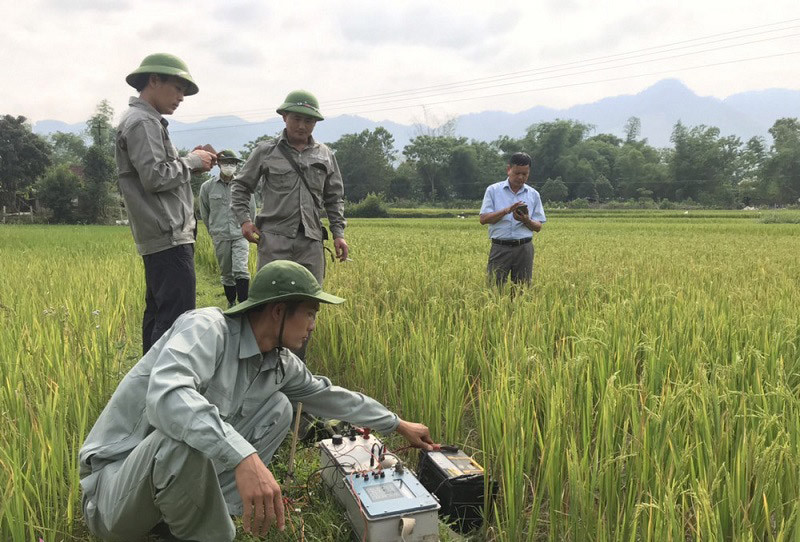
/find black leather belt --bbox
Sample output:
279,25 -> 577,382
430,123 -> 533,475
492,237 -> 531,247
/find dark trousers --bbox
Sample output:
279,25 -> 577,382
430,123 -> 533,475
141,244 -> 196,354
487,241 -> 534,286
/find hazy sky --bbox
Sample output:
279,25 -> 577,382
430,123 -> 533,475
3,0 -> 799,127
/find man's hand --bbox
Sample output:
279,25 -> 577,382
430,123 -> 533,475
507,201 -> 525,218
190,149 -> 216,172
514,210 -> 542,232
395,419 -> 437,451
235,453 -> 285,535
241,221 -> 262,244
511,204 -> 529,222
194,143 -> 218,163
480,201 -> 527,226
334,237 -> 349,262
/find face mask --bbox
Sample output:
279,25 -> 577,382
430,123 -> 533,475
220,164 -> 237,177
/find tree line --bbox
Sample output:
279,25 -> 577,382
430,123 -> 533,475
1,101 -> 116,222
331,116 -> 800,209
2,103 -> 798,223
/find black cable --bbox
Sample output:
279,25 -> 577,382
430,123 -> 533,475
304,463 -> 342,504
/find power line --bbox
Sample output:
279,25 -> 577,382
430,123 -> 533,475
172,118 -> 283,133
176,16 -> 800,121
323,25 -> 800,108
323,32 -> 800,112
171,49 -> 800,134
338,50 -> 800,116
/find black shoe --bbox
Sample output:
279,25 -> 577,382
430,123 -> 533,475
236,278 -> 250,303
223,285 -> 237,307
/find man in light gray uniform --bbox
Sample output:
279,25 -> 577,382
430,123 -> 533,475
79,260 -> 436,541
231,90 -> 349,286
199,149 -> 256,307
116,53 -> 216,354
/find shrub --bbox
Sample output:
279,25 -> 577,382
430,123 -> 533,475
540,177 -> 569,203
346,193 -> 389,218
35,165 -> 82,223
567,197 -> 590,209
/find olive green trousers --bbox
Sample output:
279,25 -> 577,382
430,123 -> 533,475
256,231 -> 325,285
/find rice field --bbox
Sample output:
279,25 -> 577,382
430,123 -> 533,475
2,211 -> 800,541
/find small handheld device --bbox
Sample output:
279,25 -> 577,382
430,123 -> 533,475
515,204 -> 528,216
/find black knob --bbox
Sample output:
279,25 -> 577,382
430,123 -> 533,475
332,434 -> 343,445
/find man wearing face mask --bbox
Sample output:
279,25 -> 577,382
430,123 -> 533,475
199,149 -> 257,307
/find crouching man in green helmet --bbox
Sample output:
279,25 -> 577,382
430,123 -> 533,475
79,260 -> 436,542
199,149 -> 257,307
230,90 -> 349,286
117,53 -> 217,354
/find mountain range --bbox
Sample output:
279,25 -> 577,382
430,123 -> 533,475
33,79 -> 800,152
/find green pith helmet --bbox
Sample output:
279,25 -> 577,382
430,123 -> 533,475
224,260 -> 344,316
126,53 -> 199,96
276,90 -> 324,121
217,149 -> 243,163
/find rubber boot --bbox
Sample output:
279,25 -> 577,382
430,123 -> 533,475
223,285 -> 237,308
235,279 -> 249,303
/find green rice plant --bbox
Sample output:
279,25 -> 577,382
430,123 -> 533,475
313,215 -> 800,540
3,212 -> 800,541
0,226 -> 142,541
759,210 -> 800,224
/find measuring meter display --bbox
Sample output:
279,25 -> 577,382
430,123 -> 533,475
319,434 -> 440,542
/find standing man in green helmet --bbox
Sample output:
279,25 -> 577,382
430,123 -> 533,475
231,90 -> 349,288
117,53 -> 217,354
79,260 -> 436,542
199,149 -> 257,308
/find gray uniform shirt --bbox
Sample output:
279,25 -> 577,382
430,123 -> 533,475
116,97 -> 202,255
230,131 -> 346,241
199,176 -> 256,241
79,308 -> 398,481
